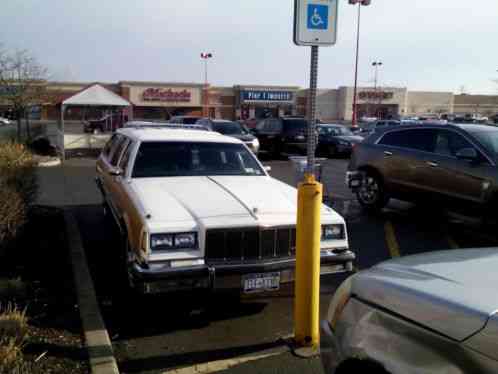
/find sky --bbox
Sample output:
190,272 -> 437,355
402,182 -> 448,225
2,0 -> 498,94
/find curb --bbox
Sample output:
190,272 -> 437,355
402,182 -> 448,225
63,209 -> 120,374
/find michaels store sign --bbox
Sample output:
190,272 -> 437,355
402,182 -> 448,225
241,90 -> 294,103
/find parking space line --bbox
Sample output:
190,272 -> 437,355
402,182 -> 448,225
384,221 -> 401,258
162,346 -> 289,374
447,236 -> 459,249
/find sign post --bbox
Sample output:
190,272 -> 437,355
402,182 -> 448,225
293,0 -> 338,351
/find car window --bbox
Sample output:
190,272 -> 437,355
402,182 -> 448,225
107,134 -> 124,162
283,119 -> 307,134
435,130 -> 473,157
256,120 -> 266,131
102,134 -> 117,158
378,129 -> 437,152
182,117 -> 200,124
212,121 -> 247,135
110,137 -> 128,166
132,142 -> 264,178
467,129 -> 498,157
118,141 -> 133,174
271,119 -> 283,133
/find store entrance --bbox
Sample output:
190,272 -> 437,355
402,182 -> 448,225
357,104 -> 399,120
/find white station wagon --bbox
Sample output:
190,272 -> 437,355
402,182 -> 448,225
96,124 -> 354,294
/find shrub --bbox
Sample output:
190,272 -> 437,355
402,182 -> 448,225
0,337 -> 24,373
0,303 -> 28,346
0,142 -> 38,206
0,303 -> 29,374
0,184 -> 26,249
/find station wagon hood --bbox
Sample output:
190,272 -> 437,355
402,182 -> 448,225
131,176 -> 342,226
352,249 -> 498,342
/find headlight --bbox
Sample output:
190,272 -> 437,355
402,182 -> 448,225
150,232 -> 197,251
174,233 -> 197,248
252,138 -> 260,148
321,225 -> 345,241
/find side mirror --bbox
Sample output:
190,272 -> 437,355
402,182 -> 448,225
263,165 -> 272,172
109,167 -> 123,176
456,148 -> 478,161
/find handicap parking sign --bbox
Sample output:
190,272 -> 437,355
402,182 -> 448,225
307,4 -> 328,30
294,0 -> 338,46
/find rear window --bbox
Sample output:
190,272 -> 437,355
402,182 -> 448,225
182,117 -> 200,124
283,119 -> 307,133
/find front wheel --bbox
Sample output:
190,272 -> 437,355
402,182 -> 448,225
356,172 -> 389,212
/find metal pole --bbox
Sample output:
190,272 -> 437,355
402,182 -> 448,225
306,45 -> 319,176
351,3 -> 361,128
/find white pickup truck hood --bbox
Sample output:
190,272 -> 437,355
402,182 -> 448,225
130,176 -> 343,229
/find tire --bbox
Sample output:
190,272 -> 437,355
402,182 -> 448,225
356,171 -> 389,212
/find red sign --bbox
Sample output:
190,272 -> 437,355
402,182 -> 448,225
358,91 -> 394,101
142,88 -> 191,102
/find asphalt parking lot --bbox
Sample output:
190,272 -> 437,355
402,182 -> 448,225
63,156 -> 498,374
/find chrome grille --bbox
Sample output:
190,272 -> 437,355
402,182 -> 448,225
205,227 -> 296,262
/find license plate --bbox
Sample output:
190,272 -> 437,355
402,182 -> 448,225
243,272 -> 280,293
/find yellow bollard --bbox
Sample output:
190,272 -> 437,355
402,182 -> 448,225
294,173 -> 323,348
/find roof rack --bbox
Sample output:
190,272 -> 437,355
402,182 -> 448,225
123,121 -> 211,131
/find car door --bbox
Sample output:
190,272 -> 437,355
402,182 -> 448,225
421,129 -> 492,210
376,128 -> 437,199
103,135 -> 129,217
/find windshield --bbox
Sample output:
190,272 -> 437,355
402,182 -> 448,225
468,129 -> 498,156
132,142 -> 264,178
212,121 -> 247,135
318,126 -> 353,136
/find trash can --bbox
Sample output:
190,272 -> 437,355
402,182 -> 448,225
289,156 -> 326,185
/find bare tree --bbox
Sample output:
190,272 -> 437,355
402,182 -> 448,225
0,46 -> 48,142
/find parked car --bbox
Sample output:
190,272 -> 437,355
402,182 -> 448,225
316,124 -> 364,158
169,115 -> 202,124
84,113 -> 125,133
196,118 -> 260,154
346,124 -> 498,218
321,248 -> 498,373
252,117 -> 309,157
95,125 -> 354,294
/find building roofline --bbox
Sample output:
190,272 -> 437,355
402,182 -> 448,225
233,84 -> 301,90
119,81 -> 205,88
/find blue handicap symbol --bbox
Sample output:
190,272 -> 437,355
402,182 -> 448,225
307,4 -> 328,30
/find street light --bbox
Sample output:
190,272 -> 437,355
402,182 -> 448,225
371,61 -> 383,119
349,0 -> 371,128
200,52 -> 213,117
372,61 -> 383,90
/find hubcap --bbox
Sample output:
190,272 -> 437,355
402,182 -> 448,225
359,177 -> 379,204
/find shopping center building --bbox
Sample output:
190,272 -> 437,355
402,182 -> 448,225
12,80 -> 498,123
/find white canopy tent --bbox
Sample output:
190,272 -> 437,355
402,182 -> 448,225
58,83 -> 132,161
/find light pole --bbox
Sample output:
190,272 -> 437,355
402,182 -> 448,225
372,61 -> 383,118
349,0 -> 371,128
200,52 -> 213,117
372,60 -> 383,90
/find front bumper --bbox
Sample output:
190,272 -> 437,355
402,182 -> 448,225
320,320 -> 344,373
131,251 -> 355,294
